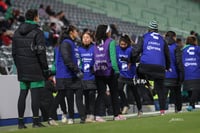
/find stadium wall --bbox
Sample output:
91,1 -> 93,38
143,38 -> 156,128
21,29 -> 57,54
0,75 -> 77,126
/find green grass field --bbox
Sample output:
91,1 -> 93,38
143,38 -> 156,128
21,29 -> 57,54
1,111 -> 200,133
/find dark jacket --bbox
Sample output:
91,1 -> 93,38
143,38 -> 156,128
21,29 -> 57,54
12,22 -> 48,81
55,38 -> 79,78
132,32 -> 170,80
55,36 -> 82,90
164,37 -> 184,86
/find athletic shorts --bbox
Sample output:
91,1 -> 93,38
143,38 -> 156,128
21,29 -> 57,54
20,81 -> 45,90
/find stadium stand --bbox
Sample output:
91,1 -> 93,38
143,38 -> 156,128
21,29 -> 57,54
0,0 -> 199,74
63,0 -> 200,36
11,0 -> 199,37
0,45 -> 13,74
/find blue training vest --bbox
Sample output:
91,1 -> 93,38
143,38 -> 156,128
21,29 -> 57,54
140,32 -> 166,67
78,44 -> 95,80
165,43 -> 178,78
182,44 -> 200,80
55,39 -> 78,78
116,45 -> 136,78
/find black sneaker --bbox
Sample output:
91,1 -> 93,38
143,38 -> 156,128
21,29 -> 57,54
32,123 -> 46,128
18,124 -> 27,129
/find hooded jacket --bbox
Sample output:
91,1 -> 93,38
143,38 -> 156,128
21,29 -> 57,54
12,22 -> 48,81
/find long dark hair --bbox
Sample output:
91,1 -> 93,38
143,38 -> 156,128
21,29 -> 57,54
57,25 -> 77,45
95,24 -> 108,45
119,34 -> 132,45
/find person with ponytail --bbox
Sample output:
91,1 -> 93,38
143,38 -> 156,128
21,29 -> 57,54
94,25 -> 126,122
48,25 -> 86,125
116,34 -> 143,116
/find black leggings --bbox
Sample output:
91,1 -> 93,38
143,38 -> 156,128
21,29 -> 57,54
95,76 -> 120,117
18,88 -> 41,118
84,90 -> 96,115
118,83 -> 129,108
154,79 -> 165,110
189,89 -> 200,108
164,85 -> 182,111
59,95 -> 67,114
127,84 -> 142,111
49,89 -> 85,120
49,90 -> 67,120
66,89 -> 85,119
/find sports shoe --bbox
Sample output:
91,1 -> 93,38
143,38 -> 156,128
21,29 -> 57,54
18,124 -> 27,129
32,122 -> 46,128
160,110 -> 165,116
85,115 -> 95,123
114,115 -> 126,121
186,106 -> 193,112
68,119 -> 74,124
48,119 -> 59,126
137,111 -> 143,117
95,116 -> 106,122
122,106 -> 129,114
61,114 -> 67,123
